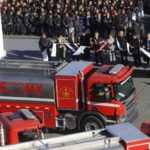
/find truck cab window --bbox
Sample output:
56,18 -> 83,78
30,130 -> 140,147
93,83 -> 111,101
18,129 -> 37,143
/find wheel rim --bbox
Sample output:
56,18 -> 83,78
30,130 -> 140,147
85,122 -> 99,131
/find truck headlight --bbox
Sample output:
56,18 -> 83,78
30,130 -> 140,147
116,116 -> 126,124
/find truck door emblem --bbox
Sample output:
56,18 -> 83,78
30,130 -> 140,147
59,87 -> 73,98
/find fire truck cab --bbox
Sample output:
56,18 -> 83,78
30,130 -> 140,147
0,109 -> 44,146
55,62 -> 137,131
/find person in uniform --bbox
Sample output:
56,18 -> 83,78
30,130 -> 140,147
39,33 -> 53,61
130,34 -> 141,67
73,15 -> 81,40
53,14 -> 61,37
62,12 -> 73,37
93,32 -> 104,65
107,34 -> 116,63
14,10 -> 23,35
22,12 -> 30,34
68,31 -> 79,61
116,31 -> 128,65
57,33 -> 67,61
1,10 -> 8,35
5,11 -> 14,35
95,12 -> 102,35
103,12 -> 112,38
46,13 -> 54,37
38,11 -> 46,35
80,30 -> 91,61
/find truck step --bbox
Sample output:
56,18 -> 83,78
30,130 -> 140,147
55,117 -> 65,129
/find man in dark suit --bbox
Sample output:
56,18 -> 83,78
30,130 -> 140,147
116,31 -> 128,65
80,31 -> 90,61
130,34 -> 141,67
39,33 -> 53,61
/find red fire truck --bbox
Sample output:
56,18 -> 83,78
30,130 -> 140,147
1,123 -> 150,150
0,59 -> 138,131
0,109 -> 44,146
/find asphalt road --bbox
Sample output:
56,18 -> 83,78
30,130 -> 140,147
133,76 -> 150,128
4,38 -> 42,60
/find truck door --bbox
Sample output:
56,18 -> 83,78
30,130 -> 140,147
55,78 -> 79,110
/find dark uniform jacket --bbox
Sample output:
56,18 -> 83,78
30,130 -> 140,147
46,16 -> 53,27
117,36 -> 127,51
39,38 -> 53,52
130,38 -> 140,54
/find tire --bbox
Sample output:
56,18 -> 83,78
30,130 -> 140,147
81,116 -> 104,131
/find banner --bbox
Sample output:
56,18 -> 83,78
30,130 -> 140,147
73,46 -> 86,56
51,43 -> 57,57
140,48 -> 150,58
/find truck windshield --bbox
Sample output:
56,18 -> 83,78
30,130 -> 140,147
114,77 -> 135,101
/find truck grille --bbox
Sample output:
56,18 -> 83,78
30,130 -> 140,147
123,93 -> 138,122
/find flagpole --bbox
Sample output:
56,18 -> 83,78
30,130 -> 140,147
0,1 -> 6,59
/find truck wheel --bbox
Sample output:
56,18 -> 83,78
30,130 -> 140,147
81,116 -> 104,131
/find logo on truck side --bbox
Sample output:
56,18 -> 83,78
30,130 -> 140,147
59,87 -> 74,99
0,82 -> 42,96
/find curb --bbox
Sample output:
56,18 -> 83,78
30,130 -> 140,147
4,35 -> 40,39
133,68 -> 150,78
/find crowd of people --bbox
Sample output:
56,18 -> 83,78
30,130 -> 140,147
1,0 -> 144,37
1,0 -> 150,67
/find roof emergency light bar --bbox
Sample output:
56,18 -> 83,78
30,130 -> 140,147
20,109 -> 35,120
109,64 -> 124,75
